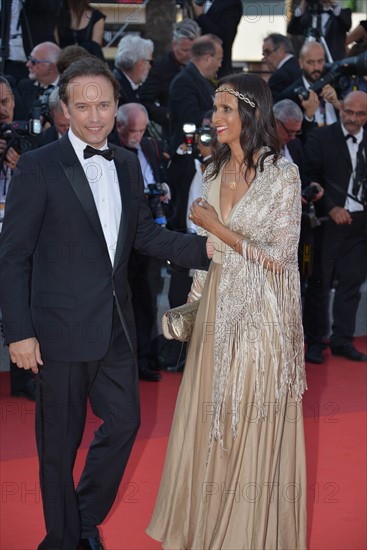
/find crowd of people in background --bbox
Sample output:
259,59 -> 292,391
1,0 -> 366,382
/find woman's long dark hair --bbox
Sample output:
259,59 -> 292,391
208,73 -> 281,182
58,0 -> 91,32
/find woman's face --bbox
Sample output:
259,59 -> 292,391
212,90 -> 242,147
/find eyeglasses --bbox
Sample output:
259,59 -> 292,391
343,109 -> 367,118
144,59 -> 153,65
277,119 -> 302,137
27,56 -> 52,65
262,47 -> 279,58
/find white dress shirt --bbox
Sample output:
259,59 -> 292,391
68,129 -> 122,264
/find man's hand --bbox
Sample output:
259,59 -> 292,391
4,146 -> 21,170
301,182 -> 324,205
320,84 -> 341,111
9,337 -> 44,374
301,90 -> 319,119
328,206 -> 352,225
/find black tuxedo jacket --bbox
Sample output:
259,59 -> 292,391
269,57 -> 302,104
168,62 -> 215,152
287,7 -> 352,61
304,122 -> 367,215
0,135 -> 208,360
112,68 -> 140,106
196,0 -> 243,77
40,125 -> 59,146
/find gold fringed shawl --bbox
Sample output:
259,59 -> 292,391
189,154 -> 307,449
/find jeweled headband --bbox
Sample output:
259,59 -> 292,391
215,86 -> 256,109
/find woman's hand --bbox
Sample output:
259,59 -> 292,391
189,198 -> 220,233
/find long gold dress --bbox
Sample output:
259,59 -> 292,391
147,154 -> 307,550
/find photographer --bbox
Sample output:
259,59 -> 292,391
16,41 -> 60,120
0,75 -> 36,399
116,103 -> 171,381
287,0 -> 352,61
280,41 -> 341,141
303,91 -> 367,363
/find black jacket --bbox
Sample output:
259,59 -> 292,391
168,62 -> 215,152
304,122 -> 367,215
269,57 -> 302,104
0,135 -> 209,358
287,7 -> 352,61
196,0 -> 243,77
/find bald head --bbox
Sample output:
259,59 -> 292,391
299,41 -> 325,83
26,41 -> 60,86
116,103 -> 149,148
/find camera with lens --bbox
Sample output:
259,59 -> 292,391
31,90 -> 53,126
145,183 -> 169,226
294,51 -> 367,100
197,125 -> 212,147
301,184 -> 322,229
0,106 -> 42,157
182,123 -> 197,155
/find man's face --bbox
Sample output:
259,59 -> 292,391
275,118 -> 302,145
26,45 -> 55,85
172,38 -> 193,65
117,110 -> 147,148
340,94 -> 367,136
61,75 -> 118,148
300,44 -> 325,83
205,43 -> 223,79
51,109 -> 70,136
262,39 -> 285,72
0,82 -> 15,123
134,56 -> 153,85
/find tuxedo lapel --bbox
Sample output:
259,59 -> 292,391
110,145 -> 131,270
58,135 -> 107,248
334,124 -> 353,171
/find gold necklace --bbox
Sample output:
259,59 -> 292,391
229,180 -> 238,190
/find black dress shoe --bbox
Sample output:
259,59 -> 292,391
305,344 -> 324,364
138,365 -> 161,382
330,343 -> 367,362
11,379 -> 36,401
78,536 -> 105,550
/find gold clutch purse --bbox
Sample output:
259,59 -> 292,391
162,300 -> 200,342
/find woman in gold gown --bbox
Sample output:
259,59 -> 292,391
147,73 -> 307,550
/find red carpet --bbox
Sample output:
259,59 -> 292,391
1,338 -> 366,549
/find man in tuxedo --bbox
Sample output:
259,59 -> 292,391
191,0 -> 242,78
0,58 -> 210,550
168,34 -> 222,152
304,91 -> 367,362
113,34 -> 154,106
262,33 -> 302,104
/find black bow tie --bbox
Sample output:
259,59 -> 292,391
83,145 -> 115,161
345,133 -> 357,143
